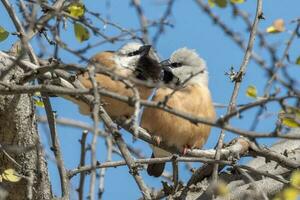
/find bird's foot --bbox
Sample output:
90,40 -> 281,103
152,135 -> 162,146
182,145 -> 192,155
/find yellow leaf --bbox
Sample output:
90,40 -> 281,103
272,195 -> 281,200
279,107 -> 300,128
208,0 -> 216,7
266,19 -> 285,34
215,0 -> 227,8
246,85 -> 257,98
295,56 -> 300,65
231,0 -> 244,3
2,168 -> 21,182
67,3 -> 85,18
290,170 -> 300,189
216,181 -> 229,196
282,118 -> 300,128
266,26 -> 277,33
0,175 -> 2,182
74,23 -> 90,43
282,187 -> 298,200
0,26 -> 9,42
34,92 -> 41,97
35,99 -> 44,108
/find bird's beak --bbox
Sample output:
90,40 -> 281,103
160,59 -> 172,72
139,45 -> 152,57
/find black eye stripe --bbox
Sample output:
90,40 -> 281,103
171,62 -> 182,68
127,50 -> 140,57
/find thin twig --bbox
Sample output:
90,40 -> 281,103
87,66 -> 101,200
131,0 -> 150,43
264,22 -> 300,94
78,130 -> 88,200
110,131 -> 151,199
212,0 -> 263,182
98,137 -> 113,200
152,0 -> 175,46
43,97 -> 70,198
172,156 -> 179,190
68,156 -> 232,178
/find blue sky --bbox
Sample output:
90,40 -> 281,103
1,0 -> 300,199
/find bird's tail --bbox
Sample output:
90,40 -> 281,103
147,153 -> 165,177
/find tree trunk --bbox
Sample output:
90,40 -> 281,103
0,53 -> 52,199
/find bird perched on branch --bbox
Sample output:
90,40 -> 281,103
141,48 -> 216,177
64,42 -> 161,120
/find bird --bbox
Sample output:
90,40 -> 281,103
141,47 -> 216,177
64,42 -> 161,120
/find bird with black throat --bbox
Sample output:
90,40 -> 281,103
62,42 -> 162,121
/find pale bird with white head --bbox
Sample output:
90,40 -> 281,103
141,48 -> 216,177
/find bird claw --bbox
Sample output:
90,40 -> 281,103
152,135 -> 161,146
182,145 -> 191,155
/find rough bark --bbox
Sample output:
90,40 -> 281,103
172,129 -> 300,200
0,53 -> 52,199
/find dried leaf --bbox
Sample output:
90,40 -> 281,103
266,19 -> 285,34
0,26 -> 9,42
2,168 -> 21,182
215,0 -> 227,8
74,23 -> 90,43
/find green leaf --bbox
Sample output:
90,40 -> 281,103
67,3 -> 85,18
246,85 -> 257,98
230,0 -> 244,3
35,99 -> 44,108
282,187 -> 299,200
208,0 -> 216,7
290,170 -> 300,188
2,168 -> 21,182
279,107 -> 300,128
216,180 -> 229,196
0,26 -> 9,42
34,92 -> 41,97
295,56 -> 300,65
282,118 -> 300,128
74,23 -> 90,43
215,0 -> 227,8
